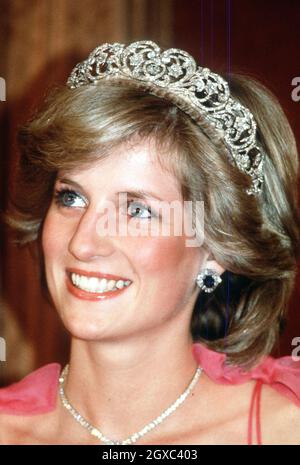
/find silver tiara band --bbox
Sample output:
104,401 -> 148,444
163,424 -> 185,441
67,40 -> 265,196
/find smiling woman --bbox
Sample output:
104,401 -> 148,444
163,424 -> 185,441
1,40 -> 300,445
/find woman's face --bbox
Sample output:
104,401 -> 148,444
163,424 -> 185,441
42,138 -> 207,342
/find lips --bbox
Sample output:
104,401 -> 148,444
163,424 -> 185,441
66,268 -> 130,281
65,268 -> 132,301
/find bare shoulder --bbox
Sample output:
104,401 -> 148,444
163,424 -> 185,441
0,412 -> 26,444
0,409 -> 60,445
174,376 -> 300,445
260,383 -> 300,445
0,406 -> 99,445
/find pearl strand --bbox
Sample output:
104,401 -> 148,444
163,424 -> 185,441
59,364 -> 203,445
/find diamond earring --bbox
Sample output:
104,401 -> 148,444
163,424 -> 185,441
196,268 -> 222,293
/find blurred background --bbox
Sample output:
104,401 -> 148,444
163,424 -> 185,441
0,0 -> 300,386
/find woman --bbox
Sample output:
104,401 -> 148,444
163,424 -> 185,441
1,40 -> 300,445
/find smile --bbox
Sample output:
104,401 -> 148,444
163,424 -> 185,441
66,269 -> 132,301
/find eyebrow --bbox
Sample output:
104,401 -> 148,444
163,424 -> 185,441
56,177 -> 164,202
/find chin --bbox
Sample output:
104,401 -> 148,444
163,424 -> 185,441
58,309 -> 110,341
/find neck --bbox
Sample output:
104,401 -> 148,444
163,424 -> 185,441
64,322 -> 200,442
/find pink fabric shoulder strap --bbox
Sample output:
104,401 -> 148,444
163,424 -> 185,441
248,379 -> 263,445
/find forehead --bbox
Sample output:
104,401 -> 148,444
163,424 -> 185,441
59,138 -> 183,201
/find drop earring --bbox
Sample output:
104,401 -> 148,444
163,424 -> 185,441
196,268 -> 222,293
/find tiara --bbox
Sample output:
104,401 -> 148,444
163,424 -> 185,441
67,40 -> 265,196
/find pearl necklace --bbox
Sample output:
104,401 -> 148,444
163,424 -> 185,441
59,364 -> 203,445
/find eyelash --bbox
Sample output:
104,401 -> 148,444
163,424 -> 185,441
53,188 -> 86,209
53,188 -> 158,219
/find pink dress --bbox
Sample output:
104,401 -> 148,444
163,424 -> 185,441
0,342 -> 300,445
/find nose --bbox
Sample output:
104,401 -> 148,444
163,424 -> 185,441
68,207 -> 115,261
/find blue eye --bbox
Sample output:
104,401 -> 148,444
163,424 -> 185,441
54,188 -> 86,208
127,201 -> 155,219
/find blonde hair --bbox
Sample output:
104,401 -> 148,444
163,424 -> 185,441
4,74 -> 300,369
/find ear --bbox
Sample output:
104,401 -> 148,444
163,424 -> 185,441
205,258 -> 225,276
202,250 -> 225,276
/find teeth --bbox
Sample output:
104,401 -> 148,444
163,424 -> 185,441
99,278 -> 107,292
107,280 -> 116,290
88,277 -> 99,292
81,276 -> 89,289
70,273 -> 131,293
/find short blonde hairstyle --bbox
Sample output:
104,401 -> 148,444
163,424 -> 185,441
5,74 -> 300,369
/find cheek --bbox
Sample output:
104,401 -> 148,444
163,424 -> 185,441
124,235 -> 202,314
41,210 -> 66,264
124,235 -> 197,276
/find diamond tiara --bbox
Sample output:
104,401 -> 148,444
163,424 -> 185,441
67,40 -> 265,196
